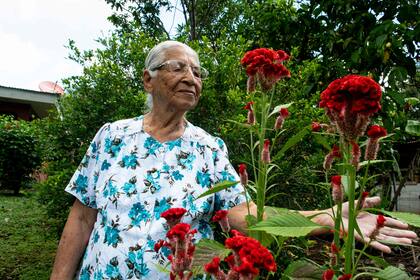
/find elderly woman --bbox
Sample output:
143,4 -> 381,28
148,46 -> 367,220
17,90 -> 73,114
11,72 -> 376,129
51,41 -> 417,280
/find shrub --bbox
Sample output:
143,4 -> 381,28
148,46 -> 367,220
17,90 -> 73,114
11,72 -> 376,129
0,115 -> 41,194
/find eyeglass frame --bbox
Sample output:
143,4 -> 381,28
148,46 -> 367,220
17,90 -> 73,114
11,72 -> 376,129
149,60 -> 209,80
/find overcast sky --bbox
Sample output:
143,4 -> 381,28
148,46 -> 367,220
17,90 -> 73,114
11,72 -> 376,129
0,0 -> 182,91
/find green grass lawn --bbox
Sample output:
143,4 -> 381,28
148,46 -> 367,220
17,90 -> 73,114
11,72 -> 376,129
0,193 -> 58,280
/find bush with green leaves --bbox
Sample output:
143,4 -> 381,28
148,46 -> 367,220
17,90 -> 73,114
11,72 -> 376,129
0,115 -> 41,194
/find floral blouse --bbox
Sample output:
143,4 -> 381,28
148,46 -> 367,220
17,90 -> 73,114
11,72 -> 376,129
65,116 -> 247,280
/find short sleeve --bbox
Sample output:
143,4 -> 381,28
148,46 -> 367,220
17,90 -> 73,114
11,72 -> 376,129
213,137 -> 248,211
65,123 -> 109,208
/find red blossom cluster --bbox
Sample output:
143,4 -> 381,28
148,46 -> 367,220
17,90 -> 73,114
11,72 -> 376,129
338,274 -> 352,280
241,48 -> 290,91
205,234 -> 277,280
161,208 -> 187,228
212,210 -> 230,233
320,75 -> 382,140
322,269 -> 335,280
365,125 -> 387,161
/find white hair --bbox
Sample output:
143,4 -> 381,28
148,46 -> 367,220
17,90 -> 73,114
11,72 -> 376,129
144,41 -> 200,110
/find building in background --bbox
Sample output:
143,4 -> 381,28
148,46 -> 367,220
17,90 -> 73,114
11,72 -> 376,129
0,85 -> 59,120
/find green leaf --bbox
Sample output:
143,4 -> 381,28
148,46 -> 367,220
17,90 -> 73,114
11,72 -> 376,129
195,180 -> 239,200
358,160 -> 392,168
367,266 -> 411,280
382,210 -> 420,228
269,102 -> 294,117
192,239 -> 231,268
313,134 -> 331,151
282,260 -> 323,280
404,97 -> 420,106
405,120 -> 420,136
249,212 -> 325,237
273,127 -> 310,161
341,175 -> 359,196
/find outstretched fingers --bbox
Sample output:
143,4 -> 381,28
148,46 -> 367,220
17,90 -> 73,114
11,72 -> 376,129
380,226 -> 418,239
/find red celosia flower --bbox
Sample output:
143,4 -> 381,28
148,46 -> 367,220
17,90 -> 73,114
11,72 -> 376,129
331,242 -> 339,254
322,269 -> 335,280
367,125 -> 387,138
238,163 -> 248,186
331,175 -> 343,203
261,139 -> 271,163
166,223 -> 191,240
212,210 -> 230,233
323,145 -> 341,170
365,125 -> 387,161
230,229 -> 245,237
244,101 -> 255,125
161,208 -> 187,228
280,108 -> 289,118
204,257 -> 221,274
312,122 -> 322,132
274,108 -> 290,130
338,274 -> 352,280
376,214 -> 386,228
233,260 -> 259,276
241,48 -> 290,91
320,75 -> 382,140
247,75 -> 256,93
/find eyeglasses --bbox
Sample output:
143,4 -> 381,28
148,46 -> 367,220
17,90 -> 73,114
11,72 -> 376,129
150,60 -> 209,80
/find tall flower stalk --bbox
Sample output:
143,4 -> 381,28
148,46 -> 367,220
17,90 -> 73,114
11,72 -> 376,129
320,74 -> 383,275
240,48 -> 291,239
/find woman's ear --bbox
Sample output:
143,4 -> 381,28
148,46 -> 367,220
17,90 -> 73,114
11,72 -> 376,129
143,70 -> 153,93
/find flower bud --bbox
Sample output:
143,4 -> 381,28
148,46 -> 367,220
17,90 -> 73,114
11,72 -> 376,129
238,163 -> 248,186
244,101 -> 255,125
331,175 -> 343,204
261,139 -> 271,164
311,122 -> 321,132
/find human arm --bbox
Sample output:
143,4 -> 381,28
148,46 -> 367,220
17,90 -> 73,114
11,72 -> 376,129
227,197 -> 418,253
50,200 -> 98,280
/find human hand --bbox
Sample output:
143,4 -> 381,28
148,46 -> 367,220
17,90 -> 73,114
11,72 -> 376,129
340,196 -> 418,253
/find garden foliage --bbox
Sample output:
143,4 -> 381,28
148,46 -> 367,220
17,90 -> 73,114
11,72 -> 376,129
0,116 -> 41,194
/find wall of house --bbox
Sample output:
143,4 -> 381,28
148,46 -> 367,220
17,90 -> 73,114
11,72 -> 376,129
0,101 -> 34,120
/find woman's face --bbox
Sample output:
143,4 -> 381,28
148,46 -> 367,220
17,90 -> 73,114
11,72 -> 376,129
145,46 -> 203,113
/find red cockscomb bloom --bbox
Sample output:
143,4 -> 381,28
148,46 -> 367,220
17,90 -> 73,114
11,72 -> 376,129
338,274 -> 352,280
322,269 -> 335,280
376,214 -> 386,228
331,175 -> 343,203
204,257 -> 221,274
261,139 -> 271,163
312,122 -> 322,132
320,75 -> 382,140
212,210 -> 230,233
274,108 -> 290,130
323,145 -> 342,170
365,125 -> 387,160
238,163 -> 248,186
241,48 -> 290,91
161,208 -> 187,228
244,101 -> 255,125
367,125 -> 387,138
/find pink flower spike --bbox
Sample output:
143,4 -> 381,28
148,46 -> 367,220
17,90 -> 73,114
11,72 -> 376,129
238,163 -> 248,186
244,101 -> 255,125
323,145 -> 341,170
261,139 -> 271,163
367,125 -> 387,138
280,108 -> 289,118
331,175 -> 343,204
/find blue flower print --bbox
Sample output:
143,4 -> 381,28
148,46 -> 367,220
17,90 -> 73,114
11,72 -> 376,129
198,220 -> 212,239
101,160 -> 111,171
182,194 -> 197,214
172,170 -> 184,181
196,170 -> 211,188
128,203 -> 151,226
105,257 -> 123,280
81,155 -> 90,168
120,154 -> 139,169
179,153 -> 196,170
79,265 -> 91,280
220,170 -> 236,182
90,142 -> 98,154
201,200 -> 211,214
144,137 -> 163,156
153,198 -> 171,219
75,175 -> 88,194
93,269 -> 104,280
93,230 -> 100,243
125,249 -> 150,278
105,137 -> 125,158
104,225 -> 121,248
122,182 -> 136,196
144,170 -> 161,192
166,138 -> 182,151
162,164 -> 170,172
103,180 -> 118,199
216,138 -> 225,149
